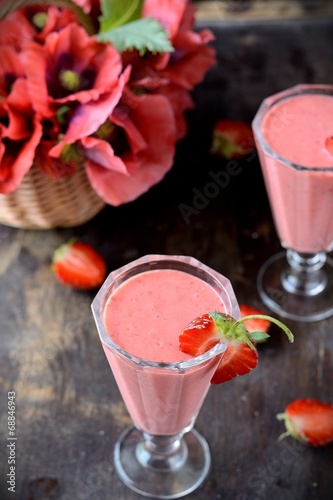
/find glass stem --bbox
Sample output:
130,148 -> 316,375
136,432 -> 188,472
281,250 -> 327,296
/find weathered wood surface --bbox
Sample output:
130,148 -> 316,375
194,0 -> 333,22
1,16 -> 333,500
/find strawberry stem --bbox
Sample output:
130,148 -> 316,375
276,411 -> 303,443
276,414 -> 291,442
233,314 -> 294,343
276,412 -> 286,420
277,430 -> 293,442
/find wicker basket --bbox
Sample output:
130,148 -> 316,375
0,164 -> 106,229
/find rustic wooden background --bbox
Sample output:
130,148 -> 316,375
194,0 -> 333,21
1,6 -> 333,500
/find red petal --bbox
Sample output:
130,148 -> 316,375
5,79 -> 35,140
142,0 -> 186,38
164,31 -> 216,90
155,84 -> 194,140
0,13 -> 35,49
0,118 -> 43,194
111,103 -> 148,161
21,41 -> 51,117
0,46 -> 25,96
82,136 -> 128,174
50,67 -> 130,158
6,79 -> 33,115
36,141 -> 77,180
86,94 -> 176,205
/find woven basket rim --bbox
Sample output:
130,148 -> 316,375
0,164 -> 105,229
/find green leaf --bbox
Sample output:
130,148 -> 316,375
99,0 -> 144,32
0,0 -> 95,35
97,18 -> 174,55
247,331 -> 270,342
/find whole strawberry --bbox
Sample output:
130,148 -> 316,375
277,399 -> 333,447
210,119 -> 255,159
52,239 -> 106,290
179,310 -> 293,384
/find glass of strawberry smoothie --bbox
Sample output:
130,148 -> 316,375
252,84 -> 333,321
91,254 -> 240,499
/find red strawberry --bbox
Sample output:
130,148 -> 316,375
179,311 -> 293,384
52,239 -> 106,290
325,136 -> 333,157
277,399 -> 333,447
210,119 -> 255,159
239,304 -> 271,343
211,340 -> 258,384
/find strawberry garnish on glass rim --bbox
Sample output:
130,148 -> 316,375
277,399 -> 333,447
179,310 -> 293,384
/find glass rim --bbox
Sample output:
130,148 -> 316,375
91,254 -> 238,371
252,83 -> 333,172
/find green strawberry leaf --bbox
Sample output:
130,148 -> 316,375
0,0 -> 95,34
208,311 -> 293,347
248,331 -> 270,342
97,18 -> 174,55
99,0 -> 143,32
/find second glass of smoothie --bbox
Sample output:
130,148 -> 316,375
252,84 -> 333,322
91,254 -> 240,499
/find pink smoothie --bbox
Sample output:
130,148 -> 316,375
256,90 -> 333,253
102,268 -> 228,435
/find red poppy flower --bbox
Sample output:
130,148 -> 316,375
48,65 -> 131,158
83,91 -> 177,205
0,0 -> 215,205
0,7 -> 76,48
28,5 -> 78,42
21,22 -> 123,117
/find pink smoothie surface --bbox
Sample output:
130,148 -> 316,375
102,268 -> 228,434
258,93 -> 333,253
262,94 -> 333,167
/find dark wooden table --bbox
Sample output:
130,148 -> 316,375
1,15 -> 333,500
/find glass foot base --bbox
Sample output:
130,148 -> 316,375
257,251 -> 333,322
114,426 -> 211,499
